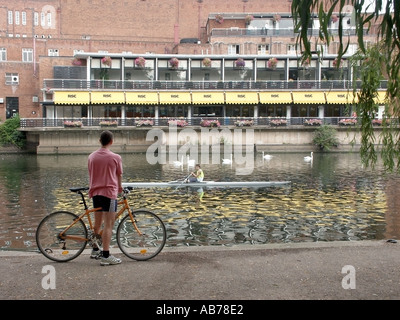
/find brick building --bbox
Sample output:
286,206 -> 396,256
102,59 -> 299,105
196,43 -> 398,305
0,0 -> 383,123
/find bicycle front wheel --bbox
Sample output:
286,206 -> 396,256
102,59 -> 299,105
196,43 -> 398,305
117,210 -> 166,261
36,211 -> 88,262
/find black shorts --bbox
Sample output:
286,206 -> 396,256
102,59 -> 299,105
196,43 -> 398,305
93,195 -> 117,213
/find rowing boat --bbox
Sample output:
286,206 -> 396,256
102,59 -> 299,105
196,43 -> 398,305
122,180 -> 291,189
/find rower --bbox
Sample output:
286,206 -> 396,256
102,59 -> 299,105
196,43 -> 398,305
188,164 -> 204,183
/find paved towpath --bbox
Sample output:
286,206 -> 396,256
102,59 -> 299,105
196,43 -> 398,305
1,240 -> 399,304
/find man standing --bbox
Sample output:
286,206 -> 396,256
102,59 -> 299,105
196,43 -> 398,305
88,131 -> 123,266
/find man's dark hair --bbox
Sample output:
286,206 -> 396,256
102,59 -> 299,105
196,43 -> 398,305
100,130 -> 113,146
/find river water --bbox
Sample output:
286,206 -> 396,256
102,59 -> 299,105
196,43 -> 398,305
1,152 -> 400,252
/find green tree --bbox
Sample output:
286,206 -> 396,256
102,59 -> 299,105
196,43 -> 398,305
291,0 -> 400,171
0,115 -> 26,148
312,125 -> 339,151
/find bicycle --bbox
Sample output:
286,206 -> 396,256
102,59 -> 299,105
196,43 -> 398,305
35,187 -> 167,262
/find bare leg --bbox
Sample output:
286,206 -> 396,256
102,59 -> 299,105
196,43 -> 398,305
102,212 -> 116,252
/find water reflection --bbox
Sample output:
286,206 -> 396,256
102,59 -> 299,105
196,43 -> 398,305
0,152 -> 399,251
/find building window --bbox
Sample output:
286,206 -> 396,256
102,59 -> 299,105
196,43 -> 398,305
0,48 -> 6,61
34,12 -> 39,26
5,73 -> 19,85
8,11 -> 13,24
228,44 -> 240,55
41,12 -> 45,27
22,12 -> 27,25
15,11 -> 20,25
22,48 -> 33,62
47,13 -> 52,27
48,49 -> 59,56
287,44 -> 297,55
257,44 -> 269,55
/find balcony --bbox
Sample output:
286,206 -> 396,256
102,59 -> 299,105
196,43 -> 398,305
210,27 -> 366,38
43,79 -> 388,91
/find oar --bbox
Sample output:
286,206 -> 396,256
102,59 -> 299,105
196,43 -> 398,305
176,173 -> 192,189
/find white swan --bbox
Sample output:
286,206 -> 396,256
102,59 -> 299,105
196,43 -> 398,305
222,154 -> 233,164
304,152 -> 313,162
173,155 -> 184,166
262,151 -> 273,160
187,155 -> 195,167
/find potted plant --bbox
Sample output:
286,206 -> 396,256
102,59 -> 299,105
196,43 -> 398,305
72,58 -> 83,66
169,57 -> 179,69
99,120 -> 118,127
101,56 -> 112,67
202,57 -> 212,68
235,58 -> 245,68
273,14 -> 281,23
215,14 -> 224,24
332,58 -> 344,68
200,119 -> 220,127
245,15 -> 254,24
267,57 -> 278,69
64,120 -> 83,128
135,57 -> 146,68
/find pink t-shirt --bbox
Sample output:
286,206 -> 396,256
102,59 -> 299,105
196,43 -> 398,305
88,148 -> 123,200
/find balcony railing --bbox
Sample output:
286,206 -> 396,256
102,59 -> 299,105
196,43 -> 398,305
211,27 -> 366,37
20,117 -> 393,128
43,79 -> 388,91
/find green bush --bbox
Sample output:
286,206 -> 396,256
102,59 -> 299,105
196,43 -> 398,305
0,115 -> 26,148
312,125 -> 339,151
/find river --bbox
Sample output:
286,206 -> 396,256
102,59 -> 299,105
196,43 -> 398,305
1,152 -> 399,252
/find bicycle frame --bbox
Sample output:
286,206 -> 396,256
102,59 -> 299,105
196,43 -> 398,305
59,188 -> 141,242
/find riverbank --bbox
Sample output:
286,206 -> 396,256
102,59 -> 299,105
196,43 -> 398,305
1,240 -> 399,303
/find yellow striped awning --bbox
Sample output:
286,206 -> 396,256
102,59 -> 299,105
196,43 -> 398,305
292,91 -> 326,104
91,91 -> 125,104
375,91 -> 387,104
259,92 -> 292,104
325,91 -> 358,104
192,92 -> 225,104
125,92 -> 158,104
159,92 -> 191,104
54,91 -> 90,105
225,92 -> 259,104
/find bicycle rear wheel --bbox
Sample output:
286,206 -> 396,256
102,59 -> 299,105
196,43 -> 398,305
36,211 -> 88,262
116,209 -> 166,261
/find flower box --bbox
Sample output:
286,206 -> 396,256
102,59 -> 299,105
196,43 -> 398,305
168,119 -> 188,128
269,119 -> 287,127
136,119 -> 154,127
64,121 -> 83,128
200,119 -> 220,128
235,120 -> 254,127
304,119 -> 322,126
100,121 -> 118,127
339,119 -> 357,126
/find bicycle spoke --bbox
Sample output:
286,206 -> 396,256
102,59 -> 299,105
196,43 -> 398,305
117,210 -> 166,261
36,211 -> 87,262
